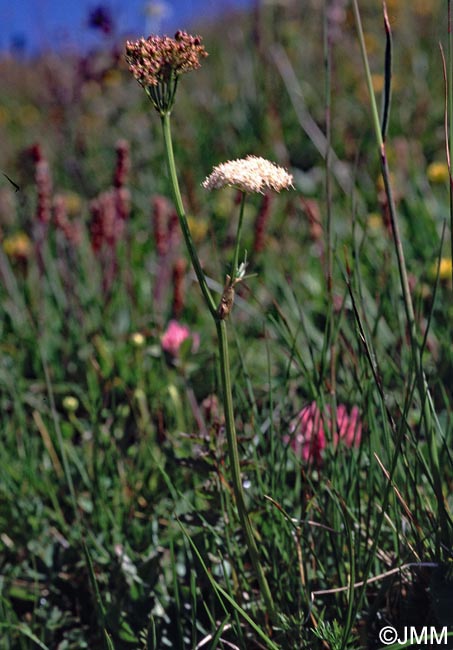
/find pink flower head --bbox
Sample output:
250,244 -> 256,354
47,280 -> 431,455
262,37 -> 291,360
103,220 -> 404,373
289,401 -> 362,465
290,402 -> 326,465
335,404 -> 362,448
161,320 -> 198,357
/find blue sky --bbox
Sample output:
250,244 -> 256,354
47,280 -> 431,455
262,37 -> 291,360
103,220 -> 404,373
0,0 -> 251,54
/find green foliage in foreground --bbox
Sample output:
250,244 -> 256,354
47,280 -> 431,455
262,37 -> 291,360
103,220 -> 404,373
1,1 -> 453,648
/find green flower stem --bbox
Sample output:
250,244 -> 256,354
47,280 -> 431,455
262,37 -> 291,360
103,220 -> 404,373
161,111 -> 276,622
161,113 -> 217,318
215,318 -> 277,623
231,192 -> 246,278
352,0 -> 418,350
323,2 -> 337,439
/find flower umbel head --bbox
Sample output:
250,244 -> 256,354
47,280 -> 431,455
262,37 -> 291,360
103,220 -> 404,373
202,155 -> 293,194
125,31 -> 207,114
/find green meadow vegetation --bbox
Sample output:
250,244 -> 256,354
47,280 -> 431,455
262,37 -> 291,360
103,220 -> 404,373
1,0 -> 453,648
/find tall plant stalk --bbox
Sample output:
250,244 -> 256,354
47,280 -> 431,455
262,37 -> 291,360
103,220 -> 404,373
161,114 -> 217,318
160,111 -> 277,623
323,1 -> 337,443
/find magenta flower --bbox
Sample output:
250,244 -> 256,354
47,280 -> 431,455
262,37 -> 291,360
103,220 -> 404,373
335,404 -> 362,448
161,320 -> 198,357
290,402 -> 326,465
290,401 -> 362,464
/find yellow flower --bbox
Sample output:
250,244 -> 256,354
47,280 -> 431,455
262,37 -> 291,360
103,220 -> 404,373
62,396 -> 79,412
3,232 -> 32,259
130,332 -> 146,348
427,162 -> 449,184
430,258 -> 452,281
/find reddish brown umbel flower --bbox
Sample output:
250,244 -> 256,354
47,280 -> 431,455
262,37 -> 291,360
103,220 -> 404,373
125,31 -> 208,113
126,31 -> 207,86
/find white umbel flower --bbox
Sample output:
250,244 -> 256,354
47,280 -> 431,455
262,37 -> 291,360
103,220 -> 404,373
202,155 -> 293,194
